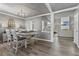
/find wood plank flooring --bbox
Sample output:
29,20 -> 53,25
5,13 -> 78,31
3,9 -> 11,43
0,37 -> 79,56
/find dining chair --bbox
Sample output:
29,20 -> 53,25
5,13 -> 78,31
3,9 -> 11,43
6,29 -> 12,50
10,29 -> 27,54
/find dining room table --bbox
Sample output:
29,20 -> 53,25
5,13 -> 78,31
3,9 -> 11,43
16,31 -> 38,37
16,31 -> 38,44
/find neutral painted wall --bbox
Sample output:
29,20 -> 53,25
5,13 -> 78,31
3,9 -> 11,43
25,17 -> 42,31
41,16 -> 51,31
39,16 -> 51,40
25,16 -> 51,40
54,10 -> 74,37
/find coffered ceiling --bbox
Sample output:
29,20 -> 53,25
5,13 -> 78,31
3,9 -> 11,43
50,3 -> 79,11
0,3 -> 78,19
0,3 -> 49,18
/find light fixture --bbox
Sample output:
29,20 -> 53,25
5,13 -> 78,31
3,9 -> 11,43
17,8 -> 26,18
8,17 -> 15,28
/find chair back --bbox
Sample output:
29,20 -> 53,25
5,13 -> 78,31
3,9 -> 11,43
6,29 -> 12,41
10,29 -> 18,41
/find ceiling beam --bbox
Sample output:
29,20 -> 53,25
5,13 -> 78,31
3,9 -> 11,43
0,4 -> 25,19
45,3 -> 52,13
0,11 -> 25,19
25,13 -> 50,20
0,3 -> 77,20
25,5 -> 78,20
45,3 -> 54,42
25,3 -> 52,20
54,6 -> 78,14
0,11 -> 24,19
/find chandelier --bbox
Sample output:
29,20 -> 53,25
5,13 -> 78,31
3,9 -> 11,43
8,18 -> 15,28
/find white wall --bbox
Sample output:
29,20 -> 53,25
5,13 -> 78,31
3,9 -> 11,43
0,13 -> 25,28
25,16 -> 51,41
54,11 -> 74,37
25,17 -> 42,31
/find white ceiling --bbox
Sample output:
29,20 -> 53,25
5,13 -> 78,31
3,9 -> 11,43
0,3 -> 78,18
1,3 -> 49,18
50,3 -> 79,11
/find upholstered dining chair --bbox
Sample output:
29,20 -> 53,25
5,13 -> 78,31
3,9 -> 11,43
6,29 -> 12,50
10,29 -> 27,54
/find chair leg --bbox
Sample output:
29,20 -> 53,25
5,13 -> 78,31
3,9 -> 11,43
30,39 -> 35,45
15,48 -> 18,54
7,40 -> 11,51
25,40 -> 27,48
14,42 -> 18,54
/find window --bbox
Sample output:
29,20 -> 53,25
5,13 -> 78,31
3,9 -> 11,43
25,21 -> 33,31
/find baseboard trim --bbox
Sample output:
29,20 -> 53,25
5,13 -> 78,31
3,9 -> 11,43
76,44 -> 79,48
58,36 -> 73,38
34,38 -> 53,42
73,41 -> 79,48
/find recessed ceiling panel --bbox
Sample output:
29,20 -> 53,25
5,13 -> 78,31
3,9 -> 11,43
50,3 -> 79,11
1,3 -> 49,18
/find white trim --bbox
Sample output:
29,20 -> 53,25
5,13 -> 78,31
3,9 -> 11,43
0,5 -> 77,20
35,38 -> 52,42
50,13 -> 54,42
73,41 -> 79,48
77,45 -> 79,48
76,5 -> 79,48
0,4 -> 77,20
73,5 -> 79,48
45,3 -> 54,42
25,13 -> 50,20
0,11 -> 25,19
25,6 -> 78,20
54,6 -> 78,14
25,3 -> 53,20
45,3 -> 52,13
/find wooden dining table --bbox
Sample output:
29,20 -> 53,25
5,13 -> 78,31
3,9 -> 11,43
16,31 -> 38,45
16,31 -> 37,37
16,31 -> 38,40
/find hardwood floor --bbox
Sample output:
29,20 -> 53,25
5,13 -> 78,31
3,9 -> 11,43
0,37 -> 79,56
